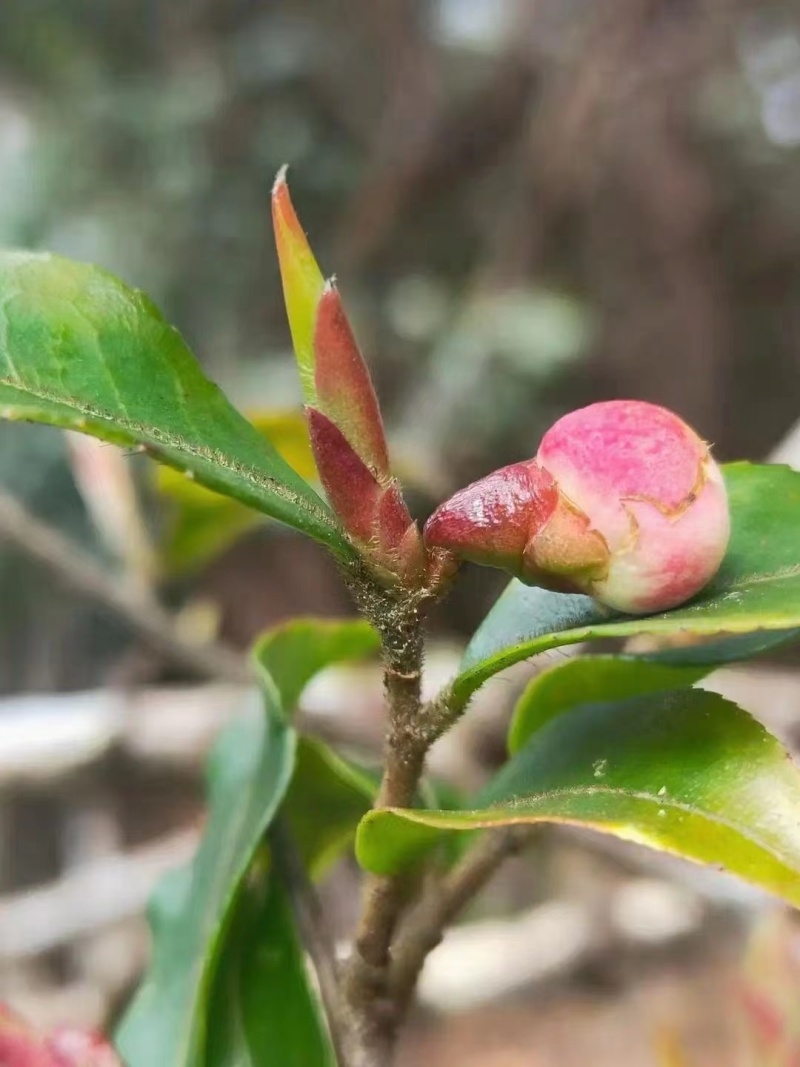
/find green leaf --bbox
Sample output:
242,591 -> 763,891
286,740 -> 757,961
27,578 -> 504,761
506,628 -> 795,754
357,689 -> 800,912
157,495 -> 260,577
117,618 -> 376,1067
508,655 -> 710,754
154,409 -> 319,576
0,251 -> 353,559
117,698 -> 296,1066
205,851 -> 335,1067
284,735 -> 377,880
253,617 -> 380,716
455,464 -> 800,707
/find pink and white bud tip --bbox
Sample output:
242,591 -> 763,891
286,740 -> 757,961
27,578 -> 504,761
424,400 -> 730,614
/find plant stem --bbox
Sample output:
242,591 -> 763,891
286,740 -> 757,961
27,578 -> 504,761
343,593 -> 427,1064
389,825 -> 535,1014
341,572 -> 528,1064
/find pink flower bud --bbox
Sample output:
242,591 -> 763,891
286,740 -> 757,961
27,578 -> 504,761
0,1005 -> 120,1067
424,400 -> 730,613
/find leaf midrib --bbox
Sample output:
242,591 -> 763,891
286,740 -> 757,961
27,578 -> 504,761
0,374 -> 341,535
386,784 -> 799,869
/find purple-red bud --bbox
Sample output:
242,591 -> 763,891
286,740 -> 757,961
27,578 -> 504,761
424,400 -> 730,613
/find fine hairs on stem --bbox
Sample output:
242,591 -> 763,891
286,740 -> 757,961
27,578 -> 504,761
338,567 -> 535,1066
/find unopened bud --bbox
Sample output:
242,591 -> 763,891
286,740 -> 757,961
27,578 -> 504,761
0,1005 -> 120,1067
424,400 -> 730,614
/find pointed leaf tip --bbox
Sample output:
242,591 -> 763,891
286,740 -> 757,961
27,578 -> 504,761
272,163 -> 289,196
271,173 -> 325,400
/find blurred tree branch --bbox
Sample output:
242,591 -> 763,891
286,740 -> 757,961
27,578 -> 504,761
0,488 -> 249,684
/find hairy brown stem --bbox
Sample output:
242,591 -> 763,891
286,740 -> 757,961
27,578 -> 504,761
343,594 -> 427,1065
389,826 -> 536,1014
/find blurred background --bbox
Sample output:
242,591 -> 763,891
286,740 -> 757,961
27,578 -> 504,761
2,1 -> 800,1063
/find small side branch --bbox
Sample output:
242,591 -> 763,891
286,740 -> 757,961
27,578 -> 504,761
389,825 -> 536,1013
0,489 -> 249,684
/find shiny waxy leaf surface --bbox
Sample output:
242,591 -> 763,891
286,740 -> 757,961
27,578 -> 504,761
507,655 -> 710,754
117,619 -> 377,1067
357,689 -> 800,910
506,627 -> 798,754
455,464 -> 800,706
0,251 -> 353,558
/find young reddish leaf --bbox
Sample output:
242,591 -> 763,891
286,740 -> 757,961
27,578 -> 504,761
307,408 -> 419,575
376,482 -> 416,553
307,407 -> 384,543
307,408 -> 419,570
273,172 -> 427,581
271,167 -> 325,401
314,283 -> 389,478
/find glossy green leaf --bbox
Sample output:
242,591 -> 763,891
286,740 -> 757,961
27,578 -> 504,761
455,464 -> 800,707
284,736 -> 377,880
508,655 -> 710,754
205,851 -> 335,1067
0,251 -> 353,559
117,619 -> 376,1067
506,627 -> 797,754
357,689 -> 800,912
